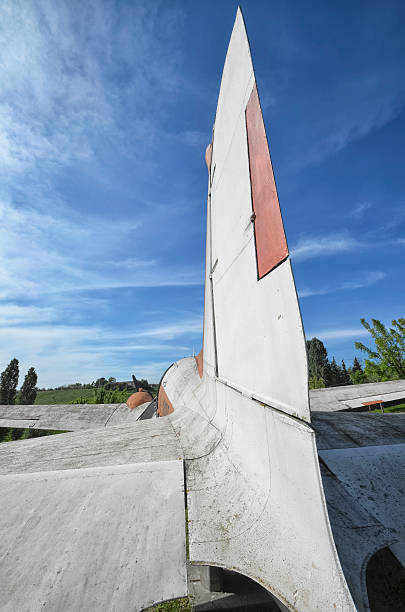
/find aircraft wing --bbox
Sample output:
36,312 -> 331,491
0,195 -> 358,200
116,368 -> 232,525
0,400 -> 154,431
0,418 -> 187,612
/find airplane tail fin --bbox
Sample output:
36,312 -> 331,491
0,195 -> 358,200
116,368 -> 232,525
201,9 -> 309,421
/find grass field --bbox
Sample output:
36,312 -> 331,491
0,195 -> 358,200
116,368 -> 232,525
144,599 -> 191,612
370,402 -> 405,413
34,387 -> 96,404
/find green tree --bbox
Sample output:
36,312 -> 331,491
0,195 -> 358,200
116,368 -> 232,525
355,318 -> 405,381
95,377 -> 107,387
350,357 -> 367,384
306,338 -> 328,383
20,367 -> 38,405
324,357 -> 341,387
340,360 -> 352,385
352,356 -> 362,373
309,375 -> 325,389
0,358 -> 19,405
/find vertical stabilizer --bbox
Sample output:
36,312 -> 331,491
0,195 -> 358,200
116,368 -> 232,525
204,9 -> 309,421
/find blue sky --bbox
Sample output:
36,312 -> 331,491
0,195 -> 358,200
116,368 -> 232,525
0,0 -> 404,387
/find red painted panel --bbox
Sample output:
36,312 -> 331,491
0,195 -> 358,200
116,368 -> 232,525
245,84 -> 288,279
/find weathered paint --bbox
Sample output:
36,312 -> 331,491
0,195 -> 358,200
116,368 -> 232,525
0,460 -> 187,612
310,379 -> 405,412
0,402 -> 132,431
195,348 -> 203,378
208,9 -> 309,420
162,356 -> 356,611
320,443 -> 405,610
312,412 -> 405,450
246,84 -> 288,279
126,390 -> 153,409
0,418 -> 182,475
157,384 -> 174,417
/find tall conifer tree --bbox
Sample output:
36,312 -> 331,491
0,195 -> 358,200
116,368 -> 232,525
0,358 -> 19,405
20,367 -> 38,405
341,360 -> 351,385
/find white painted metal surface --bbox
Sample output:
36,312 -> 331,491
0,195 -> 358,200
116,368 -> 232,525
163,357 -> 355,611
319,443 -> 405,611
0,460 -> 187,612
320,444 -> 405,537
0,418 -> 182,474
207,8 -> 309,421
310,379 -> 405,412
0,401 -> 152,431
343,390 -> 405,409
312,411 -> 405,450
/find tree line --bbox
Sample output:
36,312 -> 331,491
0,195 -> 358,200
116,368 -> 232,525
308,317 -> 405,389
36,376 -> 155,393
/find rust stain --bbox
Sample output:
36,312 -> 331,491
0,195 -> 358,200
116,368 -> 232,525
205,143 -> 213,172
195,348 -> 203,378
126,389 -> 153,410
245,84 -> 288,279
157,385 -> 174,417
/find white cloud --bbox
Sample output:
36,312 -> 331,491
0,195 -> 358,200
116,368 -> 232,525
0,199 -> 201,300
291,66 -> 405,170
0,320 -> 198,388
178,130 -> 210,148
0,2 -> 205,389
291,232 -> 361,262
306,328 -> 369,341
129,361 -> 177,383
298,270 -> 385,298
350,201 -> 373,220
0,304 -> 58,325
0,1 -> 184,177
340,271 -> 385,290
136,320 -> 203,340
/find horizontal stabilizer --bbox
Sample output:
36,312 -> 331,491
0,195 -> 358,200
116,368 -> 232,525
0,401 -> 152,432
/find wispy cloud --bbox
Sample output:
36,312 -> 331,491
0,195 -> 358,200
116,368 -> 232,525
0,304 -> 58,325
0,318 -> 200,388
178,130 -> 210,148
0,199 -> 201,300
129,361 -> 179,383
136,320 -> 202,340
291,232 -> 361,262
291,67 -> 405,170
350,201 -> 373,220
298,270 -> 385,298
0,1 -> 183,178
0,1 -> 205,388
306,328 -> 369,341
